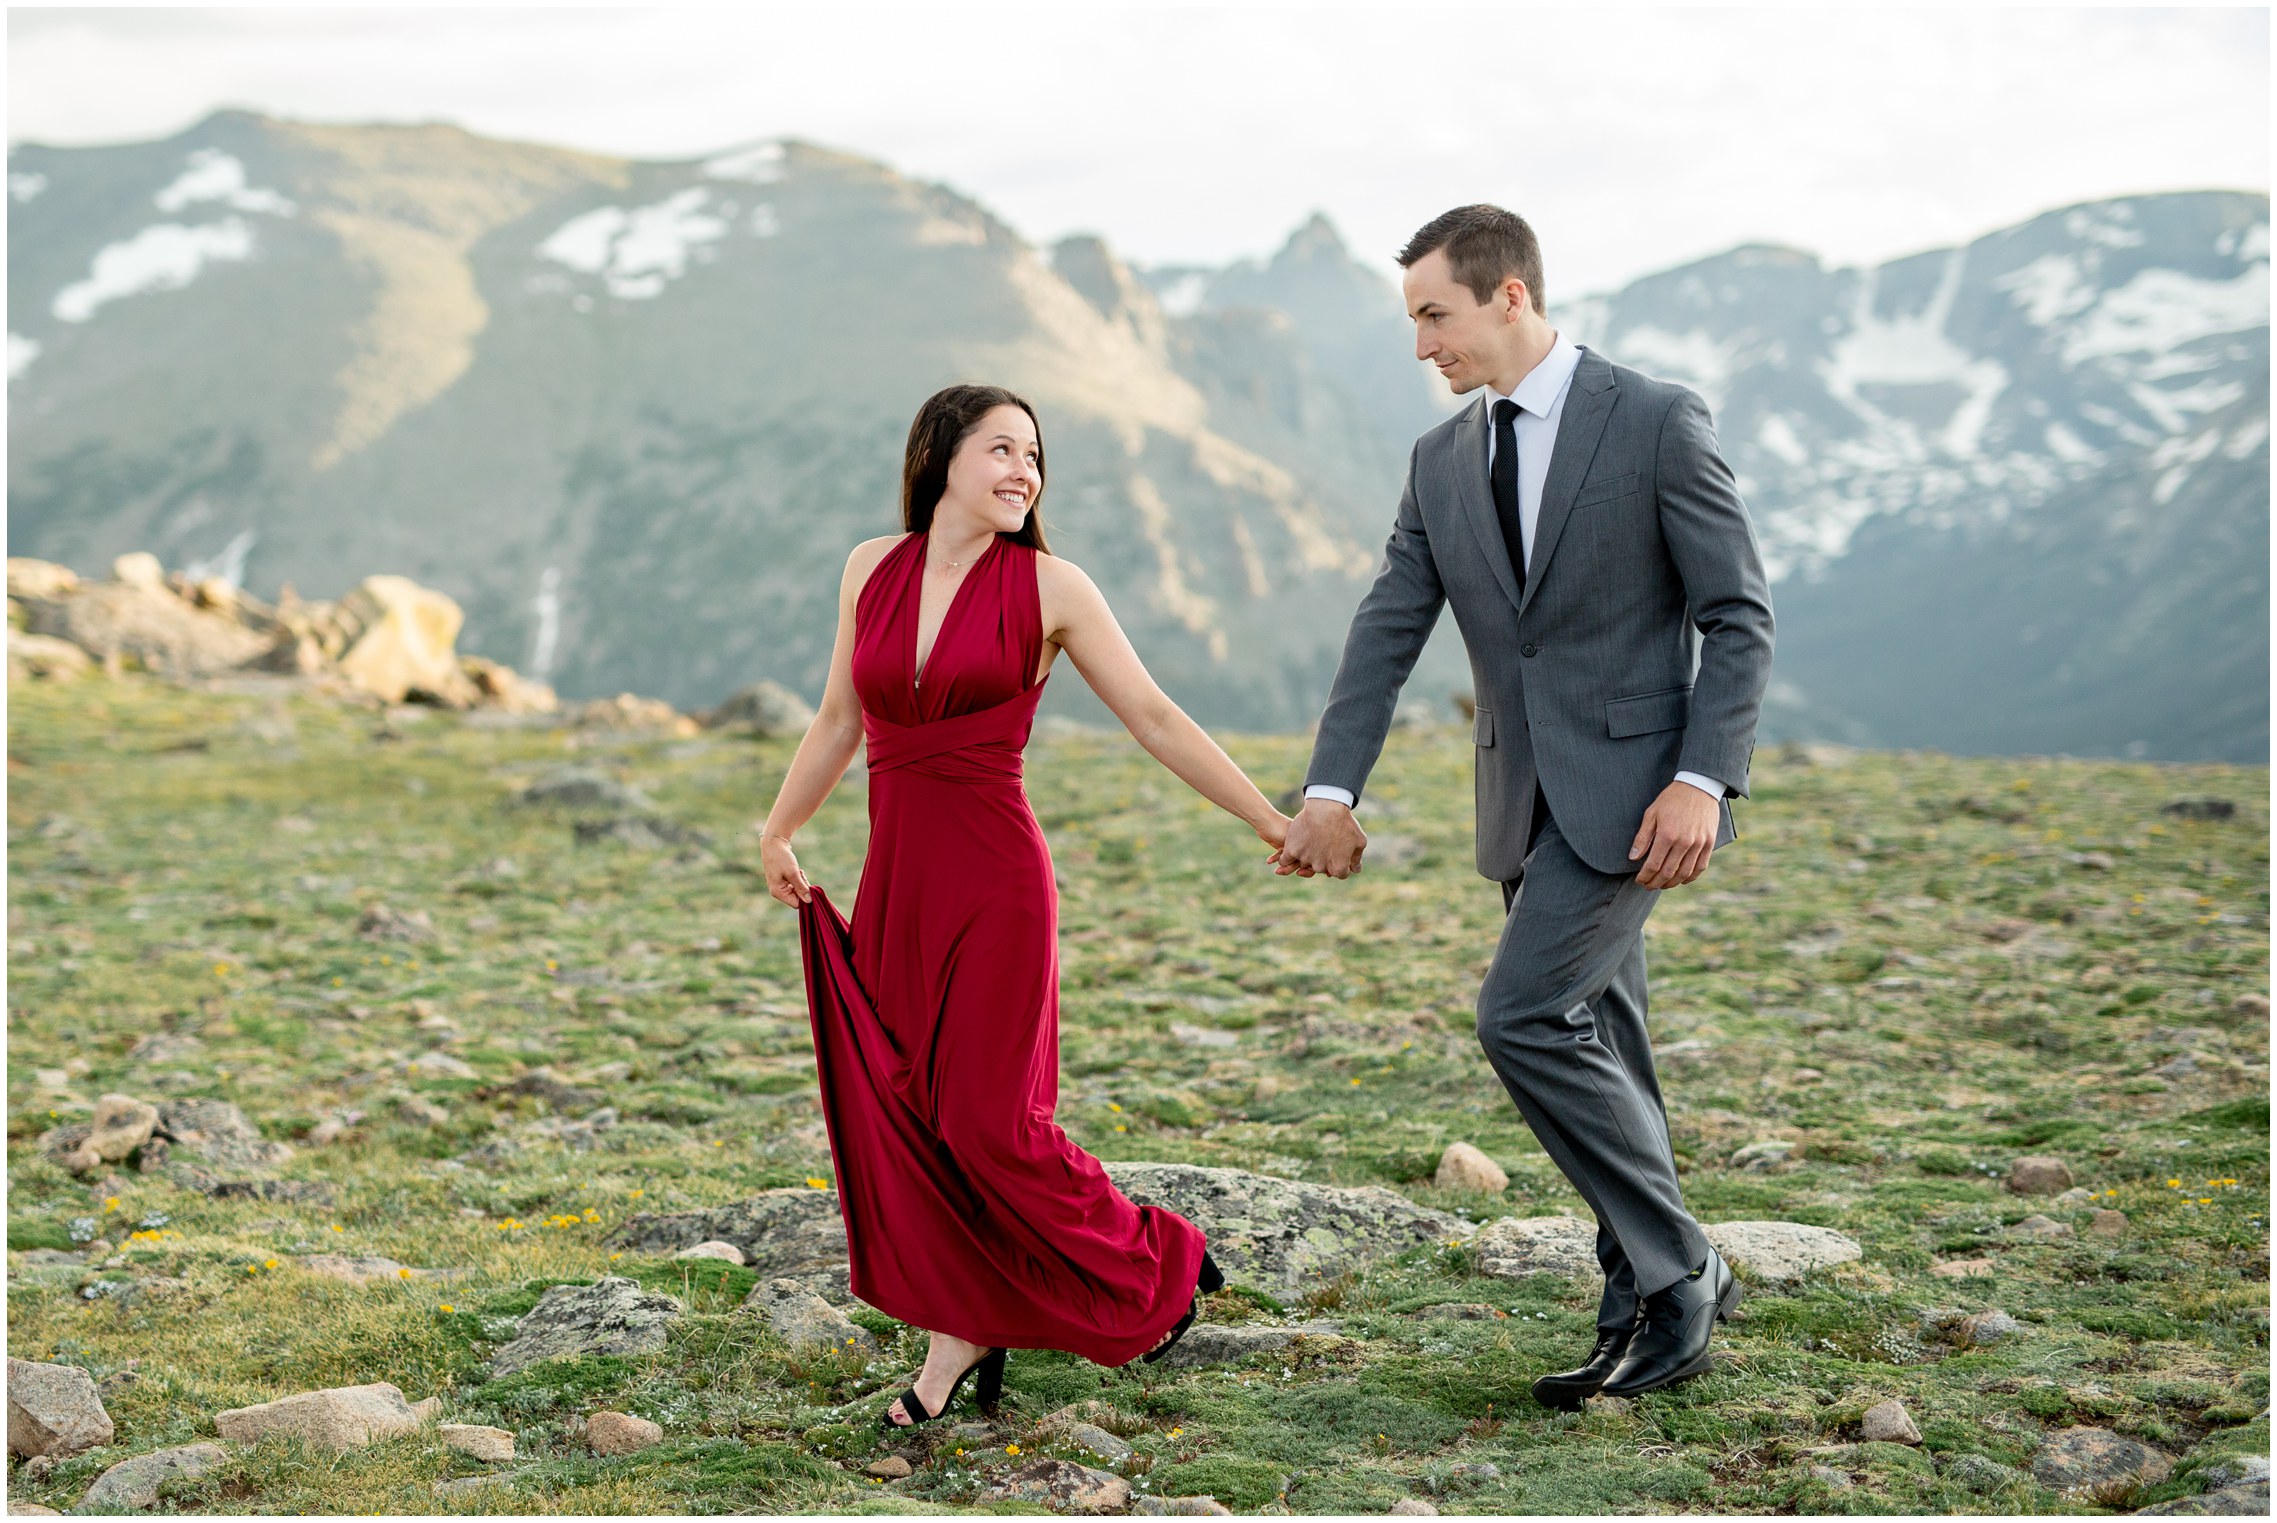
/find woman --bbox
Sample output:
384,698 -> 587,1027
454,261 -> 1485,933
759,384 -> 1290,1429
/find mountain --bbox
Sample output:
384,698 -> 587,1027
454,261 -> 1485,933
7,112 -> 2267,760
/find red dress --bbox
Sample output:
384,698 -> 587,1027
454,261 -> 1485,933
797,530 -> 1207,1365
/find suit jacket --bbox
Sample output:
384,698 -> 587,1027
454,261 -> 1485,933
1304,345 -> 1775,881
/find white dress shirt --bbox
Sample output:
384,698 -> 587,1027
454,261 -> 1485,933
1307,332 -> 1726,813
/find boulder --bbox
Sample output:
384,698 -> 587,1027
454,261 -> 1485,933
511,766 -> 654,812
984,1459 -> 1131,1514
701,680 -> 816,737
73,1443 -> 227,1511
1703,1221 -> 1863,1285
112,553 -> 165,590
585,1411 -> 662,1455
1941,1452 -> 2030,1494
1473,1216 -> 1862,1288
154,1099 -> 293,1172
2005,1155 -> 2074,1195
743,1278 -> 877,1355
1059,1423 -> 1134,1464
6,1359 -> 113,1458
1433,1142 -> 1508,1194
213,1382 -> 423,1451
331,575 -> 478,707
7,630 -> 94,683
1102,1163 -> 1465,1296
1473,1216 -> 1598,1280
487,1277 -> 684,1377
440,1424 -> 514,1463
571,692 -> 698,736
461,655 -> 558,715
2031,1427 -> 2173,1492
84,1094 -> 160,1163
18,580 -> 267,679
604,1187 -> 850,1297
7,558 -> 80,601
1860,1399 -> 1920,1445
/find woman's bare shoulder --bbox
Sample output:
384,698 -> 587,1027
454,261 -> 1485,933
841,534 -> 905,585
1033,550 -> 1099,597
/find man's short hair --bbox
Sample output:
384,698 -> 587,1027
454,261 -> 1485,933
1398,205 -> 1545,315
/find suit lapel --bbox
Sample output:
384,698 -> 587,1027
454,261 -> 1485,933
1450,394 -> 1523,613
1519,347 -> 1618,620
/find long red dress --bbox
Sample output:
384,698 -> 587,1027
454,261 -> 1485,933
797,530 -> 1207,1365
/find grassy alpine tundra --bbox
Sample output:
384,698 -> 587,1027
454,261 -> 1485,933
5,674 -> 2267,1514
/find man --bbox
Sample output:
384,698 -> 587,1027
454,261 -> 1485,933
1277,204 -> 1774,1404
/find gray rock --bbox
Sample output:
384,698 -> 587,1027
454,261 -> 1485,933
2005,1155 -> 2075,1195
2199,1456 -> 2272,1488
154,1099 -> 292,1172
743,1278 -> 877,1355
675,1240 -> 745,1264
72,1442 -> 228,1511
1168,1022 -> 1238,1050
1703,1221 -> 1863,1284
1473,1216 -> 1863,1288
1103,1163 -> 1465,1296
2031,1426 -> 2174,1492
1729,1139 -> 1796,1171
83,1095 -> 159,1163
357,904 -> 436,942
2140,1479 -> 2273,1514
439,1424 -> 514,1463
1130,1497 -> 1232,1516
1959,1309 -> 2023,1346
1154,1321 -> 1344,1369
1388,1501 -> 1440,1515
1433,1142 -> 1508,1193
1473,1216 -> 1598,1280
985,1459 -> 1131,1514
701,681 -> 816,738
6,1359 -> 113,1458
213,1381 -> 424,1451
1941,1452 -> 2030,1493
2011,1213 -> 2075,1240
1805,1464 -> 1854,1489
512,766 -> 653,812
1860,1399 -> 1920,1445
434,1473 -> 518,1498
1061,1422 -> 1133,1463
487,1276 -> 684,1377
585,1411 -> 663,1455
604,1187 -> 851,1299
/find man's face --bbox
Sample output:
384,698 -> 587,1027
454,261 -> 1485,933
1403,248 -> 1523,394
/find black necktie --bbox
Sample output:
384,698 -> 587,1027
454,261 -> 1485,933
1490,398 -> 1525,596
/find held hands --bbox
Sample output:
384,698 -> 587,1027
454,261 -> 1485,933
761,832 -> 814,907
1272,798 -> 1367,878
1629,781 -> 1719,890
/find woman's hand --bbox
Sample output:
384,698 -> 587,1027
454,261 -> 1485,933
1253,808 -> 1291,864
762,833 -> 813,907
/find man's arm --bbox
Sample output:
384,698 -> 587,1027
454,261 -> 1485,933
1656,389 -> 1774,798
1302,442 -> 1448,802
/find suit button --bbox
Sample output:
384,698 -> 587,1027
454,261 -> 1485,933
1521,643 -> 1538,657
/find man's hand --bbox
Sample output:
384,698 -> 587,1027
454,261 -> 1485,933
1629,781 -> 1719,890
1274,798 -> 1367,878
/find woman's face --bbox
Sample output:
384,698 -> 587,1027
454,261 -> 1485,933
939,404 -> 1041,536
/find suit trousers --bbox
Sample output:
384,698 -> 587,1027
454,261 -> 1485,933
1490,785 -> 1709,1326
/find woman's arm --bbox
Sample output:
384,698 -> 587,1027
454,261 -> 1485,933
1040,556 -> 1286,848
759,538 -> 896,905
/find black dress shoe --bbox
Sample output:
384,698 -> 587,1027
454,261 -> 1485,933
1595,1246 -> 1743,1399
1530,1321 -> 1638,1409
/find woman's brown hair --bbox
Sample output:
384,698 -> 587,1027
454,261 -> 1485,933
901,384 -> 1051,552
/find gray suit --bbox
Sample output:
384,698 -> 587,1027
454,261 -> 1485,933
1304,344 -> 1773,1318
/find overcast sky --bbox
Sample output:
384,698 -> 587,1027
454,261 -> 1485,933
7,4 -> 2268,297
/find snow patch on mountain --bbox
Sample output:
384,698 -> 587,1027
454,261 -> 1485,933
2062,262 -> 2269,363
9,170 -> 46,202
52,218 -> 258,323
8,332 -> 40,381
702,141 -> 786,184
153,148 -> 297,217
537,187 -> 732,299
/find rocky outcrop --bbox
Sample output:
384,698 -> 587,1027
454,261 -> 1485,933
744,1278 -> 877,1355
700,680 -> 816,737
603,1187 -> 850,1298
985,1459 -> 1132,1514
1472,1215 -> 1863,1287
73,1442 -> 228,1511
329,575 -> 479,706
213,1381 -> 426,1451
487,1277 -> 685,1377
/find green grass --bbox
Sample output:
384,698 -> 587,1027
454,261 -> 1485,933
5,675 -> 2268,1513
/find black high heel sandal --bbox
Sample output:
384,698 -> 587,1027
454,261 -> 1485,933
1141,1251 -> 1225,1366
878,1346 -> 1006,1431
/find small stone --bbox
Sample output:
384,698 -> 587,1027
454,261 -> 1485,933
984,1458 -> 1131,1513
2089,1208 -> 2128,1236
1062,1421 -> 1133,1462
1130,1498 -> 1233,1516
306,1119 -> 348,1146
2230,994 -> 2269,1018
1583,1393 -> 1633,1416
675,1240 -> 746,1264
1729,1139 -> 1795,1171
1434,1142 -> 1508,1193
404,1051 -> 475,1079
585,1411 -> 663,1455
1167,1022 -> 1238,1049
2052,1186 -> 2097,1208
395,1095 -> 449,1126
214,1382 -> 423,1451
358,904 -> 437,942
2031,1426 -> 2173,1492
1942,1452 -> 2028,1493
297,1254 -> 436,1285
73,1442 -> 227,1511
2068,851 -> 2117,871
1448,1462 -> 1502,1483
1860,1399 -> 1920,1445
1806,1464 -> 1854,1489
2005,1155 -> 2074,1195
864,1456 -> 913,1479
1959,1310 -> 2023,1347
440,1424 -> 514,1462
2012,1213 -> 2074,1240
1791,1067 -> 1824,1082
6,1358 -> 114,1458
1932,1258 -> 2000,1278
1388,1500 -> 1440,1515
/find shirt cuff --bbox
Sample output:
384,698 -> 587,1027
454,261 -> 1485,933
1303,784 -> 1357,809
1673,770 -> 1725,800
